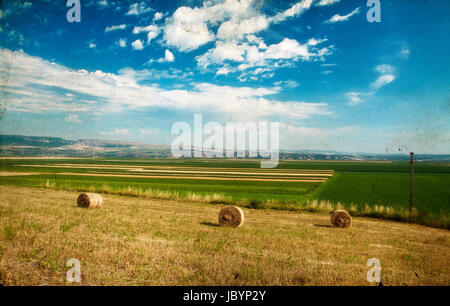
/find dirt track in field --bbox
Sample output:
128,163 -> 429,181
0,171 -> 38,176
20,163 -> 335,173
55,172 -> 328,183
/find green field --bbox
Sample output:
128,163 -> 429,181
0,158 -> 449,228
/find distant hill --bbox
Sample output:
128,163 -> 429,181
0,135 -> 74,148
0,135 -> 171,158
0,134 -> 448,161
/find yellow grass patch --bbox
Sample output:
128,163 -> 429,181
0,186 -> 449,286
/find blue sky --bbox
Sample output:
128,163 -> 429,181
0,0 -> 448,153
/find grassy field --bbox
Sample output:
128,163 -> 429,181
1,186 -> 449,286
0,158 -> 449,228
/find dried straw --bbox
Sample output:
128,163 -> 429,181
218,206 -> 244,227
331,210 -> 352,228
77,193 -> 103,208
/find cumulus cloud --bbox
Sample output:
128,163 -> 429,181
164,49 -> 174,62
163,0 -> 314,52
0,49 -> 332,120
157,49 -> 175,63
131,39 -> 144,50
163,6 -> 215,52
132,25 -> 161,43
217,15 -> 269,41
117,38 -> 127,47
153,12 -> 164,21
197,37 -> 331,73
162,0 -> 331,78
325,7 -> 360,23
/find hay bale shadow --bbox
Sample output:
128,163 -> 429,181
313,224 -> 331,228
200,221 -> 220,227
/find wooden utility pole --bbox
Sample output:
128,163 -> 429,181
409,152 -> 414,213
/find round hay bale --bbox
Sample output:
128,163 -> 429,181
218,206 -> 244,228
331,210 -> 352,228
77,193 -> 103,208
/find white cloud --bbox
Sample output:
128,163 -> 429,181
346,65 -> 396,105
265,38 -> 323,60
370,74 -> 395,89
105,24 -> 126,32
158,49 -> 175,63
162,0 -> 330,78
197,37 -> 331,73
399,49 -> 410,58
316,0 -> 341,6
216,67 -> 232,76
132,24 -> 157,34
273,80 -> 299,89
132,25 -> 161,43
97,0 -> 109,7
153,12 -> 164,21
325,7 -> 360,23
65,114 -> 82,123
270,0 -> 313,24
217,15 -> 269,41
126,2 -> 153,16
0,49 -> 332,120
89,41 -> 97,48
346,92 -> 364,105
164,49 -> 174,62
147,27 -> 161,43
163,0 -> 279,52
100,128 -> 129,136
163,6 -> 215,52
117,38 -> 127,48
375,64 -> 394,74
131,39 -> 144,50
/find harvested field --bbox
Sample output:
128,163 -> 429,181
0,186 -> 448,286
1,158 -> 448,228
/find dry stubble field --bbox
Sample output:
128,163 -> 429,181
0,186 -> 449,286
